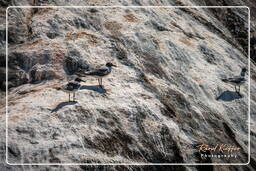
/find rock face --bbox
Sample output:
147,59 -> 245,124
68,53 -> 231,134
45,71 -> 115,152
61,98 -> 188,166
0,1 -> 256,171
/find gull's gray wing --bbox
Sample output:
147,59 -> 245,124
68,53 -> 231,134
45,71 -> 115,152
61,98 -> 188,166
222,76 -> 245,84
62,82 -> 80,91
86,66 -> 110,76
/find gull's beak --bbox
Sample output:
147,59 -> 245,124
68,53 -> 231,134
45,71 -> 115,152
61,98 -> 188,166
112,64 -> 117,67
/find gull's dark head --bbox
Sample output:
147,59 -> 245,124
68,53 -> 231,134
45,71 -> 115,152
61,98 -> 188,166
74,77 -> 85,82
240,67 -> 247,77
106,62 -> 117,67
242,67 -> 247,73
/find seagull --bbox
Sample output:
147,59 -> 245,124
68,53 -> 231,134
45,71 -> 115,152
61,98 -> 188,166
76,62 -> 117,88
61,77 -> 85,102
221,67 -> 247,93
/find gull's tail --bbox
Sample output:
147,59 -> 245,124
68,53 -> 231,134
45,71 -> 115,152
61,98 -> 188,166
75,71 -> 89,77
221,78 -> 229,82
55,87 -> 62,90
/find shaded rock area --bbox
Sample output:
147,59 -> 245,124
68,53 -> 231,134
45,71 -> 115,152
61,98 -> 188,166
0,0 -> 256,171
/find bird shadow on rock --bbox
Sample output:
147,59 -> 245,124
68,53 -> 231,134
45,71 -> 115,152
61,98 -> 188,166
80,85 -> 106,94
51,101 -> 77,113
216,90 -> 243,101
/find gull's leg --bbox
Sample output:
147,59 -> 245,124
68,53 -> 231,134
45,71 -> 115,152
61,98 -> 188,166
69,93 -> 70,102
236,86 -> 242,97
98,78 -> 100,87
100,78 -> 104,89
238,86 -> 242,96
73,92 -> 75,101
99,78 -> 102,87
235,86 -> 237,92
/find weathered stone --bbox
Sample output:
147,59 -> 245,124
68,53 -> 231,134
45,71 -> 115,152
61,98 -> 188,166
0,1 -> 256,171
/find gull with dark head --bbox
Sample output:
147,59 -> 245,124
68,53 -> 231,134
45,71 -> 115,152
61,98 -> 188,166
61,77 -> 85,102
77,62 -> 117,88
221,67 -> 247,94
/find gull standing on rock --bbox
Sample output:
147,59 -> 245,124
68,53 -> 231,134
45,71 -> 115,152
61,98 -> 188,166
77,62 -> 117,88
221,67 -> 247,94
61,77 -> 85,102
